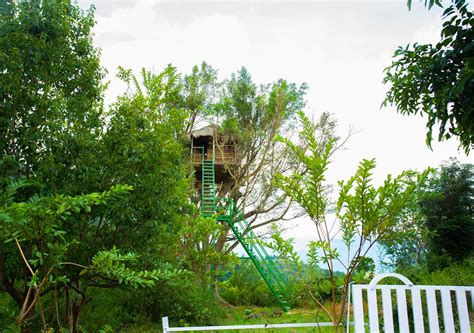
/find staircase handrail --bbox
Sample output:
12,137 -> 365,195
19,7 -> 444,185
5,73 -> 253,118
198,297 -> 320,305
231,206 -> 289,296
217,197 -> 290,297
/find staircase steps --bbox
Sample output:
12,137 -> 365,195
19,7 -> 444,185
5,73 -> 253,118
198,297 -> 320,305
217,202 -> 291,311
201,158 -> 216,217
199,147 -> 290,311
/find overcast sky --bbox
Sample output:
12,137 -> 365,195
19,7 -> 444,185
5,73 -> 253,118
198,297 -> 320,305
78,0 -> 472,266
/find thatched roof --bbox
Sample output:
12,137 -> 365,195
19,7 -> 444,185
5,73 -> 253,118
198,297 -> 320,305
190,125 -> 220,139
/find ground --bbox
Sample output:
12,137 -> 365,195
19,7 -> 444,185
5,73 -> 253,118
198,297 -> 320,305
121,307 -> 345,333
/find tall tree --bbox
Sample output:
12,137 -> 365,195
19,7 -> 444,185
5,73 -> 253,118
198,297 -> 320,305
383,0 -> 473,154
422,159 -> 474,270
378,168 -> 433,271
276,111 -> 429,331
0,3 -> 193,331
0,2 -> 106,330
380,159 -> 473,272
103,66 -> 196,267
211,69 -> 315,253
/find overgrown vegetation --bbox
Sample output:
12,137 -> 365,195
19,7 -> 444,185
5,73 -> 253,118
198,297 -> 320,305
0,0 -> 472,332
380,159 -> 473,272
271,112 -> 430,331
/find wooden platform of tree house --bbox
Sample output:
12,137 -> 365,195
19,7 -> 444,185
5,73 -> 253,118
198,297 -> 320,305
191,145 -> 239,166
194,162 -> 236,185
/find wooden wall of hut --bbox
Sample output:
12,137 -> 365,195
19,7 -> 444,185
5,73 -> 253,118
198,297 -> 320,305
191,143 -> 238,166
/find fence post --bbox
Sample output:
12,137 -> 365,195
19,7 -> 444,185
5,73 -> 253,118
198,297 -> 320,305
346,282 -> 353,333
162,316 -> 169,333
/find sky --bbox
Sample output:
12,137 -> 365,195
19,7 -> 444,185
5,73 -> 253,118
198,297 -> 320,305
78,0 -> 472,269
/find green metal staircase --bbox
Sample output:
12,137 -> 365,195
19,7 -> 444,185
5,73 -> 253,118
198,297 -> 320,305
201,159 -> 217,217
217,200 -> 291,311
199,149 -> 290,311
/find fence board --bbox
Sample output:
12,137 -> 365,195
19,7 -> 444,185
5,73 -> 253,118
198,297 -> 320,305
411,288 -> 425,333
426,288 -> 440,333
396,288 -> 410,332
441,288 -> 455,332
455,288 -> 470,333
381,288 -> 394,333
353,285 -> 365,333
367,288 -> 379,333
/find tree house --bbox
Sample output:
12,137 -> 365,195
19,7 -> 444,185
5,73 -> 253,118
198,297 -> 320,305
190,125 -> 291,311
190,125 -> 238,195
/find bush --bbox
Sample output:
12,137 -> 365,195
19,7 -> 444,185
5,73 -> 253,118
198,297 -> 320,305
70,274 -> 222,331
145,277 -> 223,326
76,288 -> 143,332
288,268 -> 345,308
400,258 -> 474,286
0,293 -> 17,331
219,261 -> 278,308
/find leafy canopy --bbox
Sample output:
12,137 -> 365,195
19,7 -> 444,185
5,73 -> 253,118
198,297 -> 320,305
0,0 -> 104,177
421,159 -> 474,269
276,111 -> 429,328
0,2 -> 198,330
383,0 -> 473,154
380,159 -> 473,274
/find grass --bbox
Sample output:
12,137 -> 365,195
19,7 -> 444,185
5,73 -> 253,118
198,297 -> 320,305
219,306 -> 331,325
213,306 -> 341,333
122,306 -> 347,333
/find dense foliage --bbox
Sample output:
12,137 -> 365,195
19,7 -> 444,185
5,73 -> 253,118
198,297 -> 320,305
1,0 -> 472,332
0,1 -> 314,330
275,112 -> 429,330
383,0 -> 473,154
0,2 -> 209,331
422,160 -> 474,268
0,0 -> 104,179
381,159 -> 473,272
209,68 -> 311,259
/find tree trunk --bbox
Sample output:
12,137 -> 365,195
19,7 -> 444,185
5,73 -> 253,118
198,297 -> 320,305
65,284 -> 88,333
19,309 -> 35,333
211,266 -> 232,308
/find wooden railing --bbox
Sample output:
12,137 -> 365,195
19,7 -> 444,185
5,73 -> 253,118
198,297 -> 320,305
214,145 -> 239,165
191,145 -> 240,165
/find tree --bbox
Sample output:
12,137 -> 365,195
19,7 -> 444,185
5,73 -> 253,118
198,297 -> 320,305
422,159 -> 474,270
379,173 -> 432,271
0,1 -> 108,330
0,3 -> 195,331
276,111 -> 429,331
117,65 -> 338,259
87,67 -> 226,327
210,69 -> 321,254
380,159 -> 473,272
383,0 -> 473,154
0,180 -> 164,331
0,0 -> 104,179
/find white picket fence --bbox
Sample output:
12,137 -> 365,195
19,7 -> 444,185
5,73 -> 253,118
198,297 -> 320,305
352,273 -> 474,333
162,273 -> 474,333
162,317 -> 336,332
